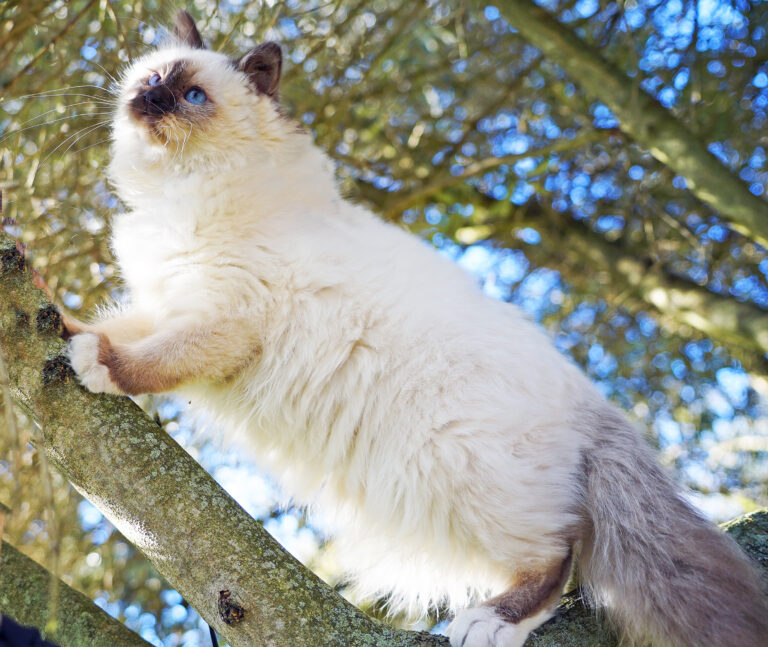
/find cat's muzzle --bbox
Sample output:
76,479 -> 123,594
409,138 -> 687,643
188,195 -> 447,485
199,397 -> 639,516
133,86 -> 177,119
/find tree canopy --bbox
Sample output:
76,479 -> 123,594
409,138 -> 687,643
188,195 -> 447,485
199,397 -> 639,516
1,0 -> 767,645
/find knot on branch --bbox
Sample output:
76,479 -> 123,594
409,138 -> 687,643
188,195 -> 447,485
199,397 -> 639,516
0,239 -> 25,275
218,589 -> 246,625
42,354 -> 74,385
15,307 -> 29,328
36,304 -> 63,335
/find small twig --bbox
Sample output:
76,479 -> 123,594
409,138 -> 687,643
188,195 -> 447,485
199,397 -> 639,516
0,500 -> 8,552
105,0 -> 134,61
383,129 -> 615,218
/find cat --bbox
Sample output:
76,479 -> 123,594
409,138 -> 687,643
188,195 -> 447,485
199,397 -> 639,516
66,11 -> 768,647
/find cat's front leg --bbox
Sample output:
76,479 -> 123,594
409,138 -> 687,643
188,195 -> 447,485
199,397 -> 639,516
68,332 -> 124,394
66,311 -> 157,394
61,309 -> 154,342
68,317 -> 260,396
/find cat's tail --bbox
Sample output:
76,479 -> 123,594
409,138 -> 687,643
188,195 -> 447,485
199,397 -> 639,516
577,402 -> 768,647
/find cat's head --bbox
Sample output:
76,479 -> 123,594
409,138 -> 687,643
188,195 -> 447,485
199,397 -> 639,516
112,11 -> 286,169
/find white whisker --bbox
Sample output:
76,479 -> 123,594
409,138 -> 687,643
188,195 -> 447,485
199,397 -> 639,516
88,61 -> 121,89
59,121 -> 111,156
71,136 -> 113,156
40,120 -> 111,165
3,93 -> 117,108
0,107 -> 112,147
3,84 -> 117,103
170,117 -> 193,164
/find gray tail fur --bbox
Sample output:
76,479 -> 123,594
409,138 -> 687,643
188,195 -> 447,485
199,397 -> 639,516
578,403 -> 768,647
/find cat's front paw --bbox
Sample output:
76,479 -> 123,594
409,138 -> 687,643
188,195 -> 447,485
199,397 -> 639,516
68,333 -> 123,395
446,607 -> 529,647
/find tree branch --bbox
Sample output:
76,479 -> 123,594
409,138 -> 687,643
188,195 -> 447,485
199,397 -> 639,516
381,129 -> 612,220
0,540 -> 153,647
0,0 -> 100,93
488,0 -> 768,247
470,198 -> 768,372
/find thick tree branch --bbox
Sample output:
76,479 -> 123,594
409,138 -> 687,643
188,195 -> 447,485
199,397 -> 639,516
0,540 -> 153,647
488,0 -> 768,247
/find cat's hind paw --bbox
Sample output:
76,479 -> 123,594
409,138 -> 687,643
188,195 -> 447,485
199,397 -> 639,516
68,333 -> 123,395
446,607 -> 530,647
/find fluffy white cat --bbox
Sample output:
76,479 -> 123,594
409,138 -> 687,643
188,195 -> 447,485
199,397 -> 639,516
67,11 -> 768,647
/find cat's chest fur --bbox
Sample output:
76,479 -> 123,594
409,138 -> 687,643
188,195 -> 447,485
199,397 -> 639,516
111,220 -> 193,322
110,190 -> 265,318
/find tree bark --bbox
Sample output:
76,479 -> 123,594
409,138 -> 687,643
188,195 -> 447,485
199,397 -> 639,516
0,541 -> 154,647
490,0 -> 768,247
2,228 -> 767,647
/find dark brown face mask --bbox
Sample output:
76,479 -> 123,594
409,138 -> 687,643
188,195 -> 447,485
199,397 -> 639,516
139,83 -> 176,117
129,61 -> 190,122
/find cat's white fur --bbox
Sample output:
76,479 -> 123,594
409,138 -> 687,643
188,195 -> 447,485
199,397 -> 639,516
68,30 -> 768,647
75,40 -> 590,633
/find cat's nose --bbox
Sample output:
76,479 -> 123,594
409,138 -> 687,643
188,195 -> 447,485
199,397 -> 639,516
143,86 -> 176,116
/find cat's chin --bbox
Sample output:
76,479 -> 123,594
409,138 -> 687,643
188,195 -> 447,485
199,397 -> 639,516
128,115 -> 185,148
146,126 -> 173,146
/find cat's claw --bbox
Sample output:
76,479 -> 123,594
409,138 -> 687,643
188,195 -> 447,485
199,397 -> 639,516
446,607 -> 531,647
68,333 -> 122,395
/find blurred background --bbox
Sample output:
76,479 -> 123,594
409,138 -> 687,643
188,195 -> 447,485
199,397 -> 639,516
1,0 -> 767,644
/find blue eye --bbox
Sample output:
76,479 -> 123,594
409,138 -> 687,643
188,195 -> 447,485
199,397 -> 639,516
185,88 -> 207,104
148,73 -> 161,86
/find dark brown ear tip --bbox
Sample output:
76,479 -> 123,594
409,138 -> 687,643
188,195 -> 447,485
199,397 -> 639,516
173,10 -> 205,49
261,42 -> 282,56
245,41 -> 282,65
237,41 -> 283,97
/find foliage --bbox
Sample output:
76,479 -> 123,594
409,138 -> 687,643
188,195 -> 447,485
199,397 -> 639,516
1,0 -> 767,645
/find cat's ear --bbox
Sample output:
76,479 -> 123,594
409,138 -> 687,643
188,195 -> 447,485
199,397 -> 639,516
173,10 -> 205,49
236,42 -> 282,97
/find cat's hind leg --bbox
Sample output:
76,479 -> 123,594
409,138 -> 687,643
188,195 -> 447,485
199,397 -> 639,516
446,549 -> 572,647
